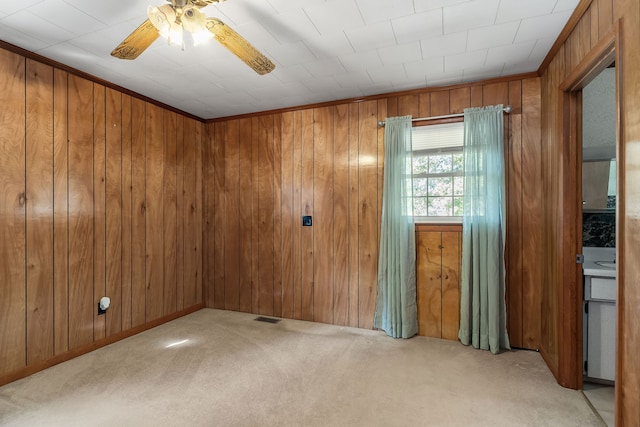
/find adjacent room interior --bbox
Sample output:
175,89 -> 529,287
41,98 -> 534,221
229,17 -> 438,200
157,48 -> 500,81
1,0 -> 639,425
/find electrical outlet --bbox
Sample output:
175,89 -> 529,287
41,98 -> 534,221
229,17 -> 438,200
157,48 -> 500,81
302,216 -> 312,226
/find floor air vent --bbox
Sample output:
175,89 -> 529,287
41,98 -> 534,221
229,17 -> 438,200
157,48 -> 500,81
254,316 -> 281,324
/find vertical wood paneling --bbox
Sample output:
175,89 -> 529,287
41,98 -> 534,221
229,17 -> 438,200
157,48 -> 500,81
213,122 -> 226,309
313,106 -> 334,324
93,84 -> 106,340
507,80 -> 523,348
440,232 -> 460,341
347,103 -> 360,328
598,0 -> 613,36
195,122 -> 203,305
418,93 -> 430,117
163,111 -> 177,316
357,100 -> 378,329
202,123 -> 214,308
121,94 -> 133,330
292,112 -> 303,320
280,112 -> 295,319
430,91 -> 450,116
397,94 -> 419,117
470,86 -> 483,107
183,118 -> 198,308
251,117 -> 260,313
273,114 -> 283,318
0,49 -> 26,373
416,232 -> 442,338
449,88 -> 470,114
145,103 -> 164,322
68,74 -> 94,348
105,88 -> 122,336
25,59 -> 54,364
301,109 -> 314,321
53,69 -> 69,355
175,114 -> 185,311
225,120 -> 240,311
333,104 -> 349,326
238,118 -> 253,313
258,115 -> 275,316
130,98 -> 146,327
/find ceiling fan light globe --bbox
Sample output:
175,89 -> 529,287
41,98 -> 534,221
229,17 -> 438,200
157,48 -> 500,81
147,5 -> 173,34
181,7 -> 207,33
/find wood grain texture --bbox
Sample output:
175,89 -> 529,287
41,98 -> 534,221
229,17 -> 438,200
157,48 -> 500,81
195,122 -> 203,305
238,118 -> 253,313
258,115 -> 275,316
347,103 -> 360,328
313,107 -> 334,324
121,94 -> 133,331
333,104 -> 349,326
398,94 -> 419,117
0,50 -> 26,373
144,103 -> 164,322
68,74 -> 95,349
163,111 -> 178,316
273,114 -> 283,318
224,120 -> 240,311
105,87 -> 122,337
292,112 -> 303,320
25,59 -> 54,364
440,232 -> 461,341
449,88 -> 470,114
183,118 -> 198,308
212,121 -> 226,309
418,93 -> 430,117
251,117 -> 260,314
202,123 -> 214,308
53,68 -> 69,355
280,112 -> 295,319
93,84 -> 106,340
175,114 -> 185,311
430,91 -> 450,116
130,98 -> 146,328
301,110 -> 314,321
416,232 -> 442,338
357,100 -> 378,329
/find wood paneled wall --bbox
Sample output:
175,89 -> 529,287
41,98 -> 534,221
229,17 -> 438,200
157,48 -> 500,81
203,76 -> 543,348
0,47 -> 203,383
538,0 -> 640,423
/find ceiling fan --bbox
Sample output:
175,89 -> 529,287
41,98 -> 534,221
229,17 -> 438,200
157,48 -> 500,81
110,0 -> 275,75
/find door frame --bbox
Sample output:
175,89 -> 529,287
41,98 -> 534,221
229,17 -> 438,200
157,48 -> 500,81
557,26 -> 619,390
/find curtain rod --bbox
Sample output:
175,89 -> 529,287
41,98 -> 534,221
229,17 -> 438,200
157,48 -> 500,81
377,105 -> 512,127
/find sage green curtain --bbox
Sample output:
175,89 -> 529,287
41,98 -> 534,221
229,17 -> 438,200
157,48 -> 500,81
458,105 -> 511,354
374,115 -> 418,339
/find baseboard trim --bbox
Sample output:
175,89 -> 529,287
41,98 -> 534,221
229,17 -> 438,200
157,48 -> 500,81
0,304 -> 204,387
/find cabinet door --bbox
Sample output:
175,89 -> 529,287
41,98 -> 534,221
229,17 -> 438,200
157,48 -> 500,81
586,301 -> 616,381
416,231 -> 442,338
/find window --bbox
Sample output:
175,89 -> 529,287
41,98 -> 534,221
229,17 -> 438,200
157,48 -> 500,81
411,121 -> 464,222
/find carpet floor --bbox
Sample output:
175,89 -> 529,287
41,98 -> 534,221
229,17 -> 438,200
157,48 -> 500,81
0,309 -> 602,427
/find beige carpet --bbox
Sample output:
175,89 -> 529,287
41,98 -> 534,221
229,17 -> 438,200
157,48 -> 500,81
0,309 -> 601,427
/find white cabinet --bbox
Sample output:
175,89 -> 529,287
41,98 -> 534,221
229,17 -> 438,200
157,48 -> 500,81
584,275 -> 617,382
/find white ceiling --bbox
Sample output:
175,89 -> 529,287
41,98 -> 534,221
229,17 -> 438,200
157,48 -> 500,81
0,0 -> 579,119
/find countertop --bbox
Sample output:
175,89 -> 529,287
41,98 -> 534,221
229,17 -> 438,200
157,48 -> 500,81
583,260 -> 616,278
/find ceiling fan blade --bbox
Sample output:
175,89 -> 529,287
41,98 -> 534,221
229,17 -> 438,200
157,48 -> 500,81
111,19 -> 160,60
206,18 -> 275,75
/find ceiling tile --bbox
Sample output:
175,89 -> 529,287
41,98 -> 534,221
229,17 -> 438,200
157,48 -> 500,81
302,57 -> 347,77
554,0 -> 581,12
367,63 -> 407,83
62,0 -> 149,26
514,10 -> 572,43
274,64 -> 314,83
462,64 -> 505,82
484,40 -> 536,67
444,49 -> 487,71
529,37 -> 556,62
304,0 -> 365,35
28,0 -> 107,36
0,0 -> 44,15
1,10 -> 76,45
443,0 -> 500,34
391,9 -> 443,44
503,59 -> 543,76
338,50 -> 383,72
333,71 -> 373,88
466,21 -> 519,51
421,31 -> 467,59
345,21 -> 396,52
264,41 -> 316,67
304,32 -> 355,59
260,9 -> 320,43
404,57 -> 444,80
355,0 -> 415,24
495,0 -> 556,23
0,25 -> 50,51
415,0 -> 469,13
266,0 -> 320,14
378,42 -> 422,66
427,70 -> 464,86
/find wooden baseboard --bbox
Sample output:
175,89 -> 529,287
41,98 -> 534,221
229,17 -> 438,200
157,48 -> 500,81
0,304 -> 204,387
